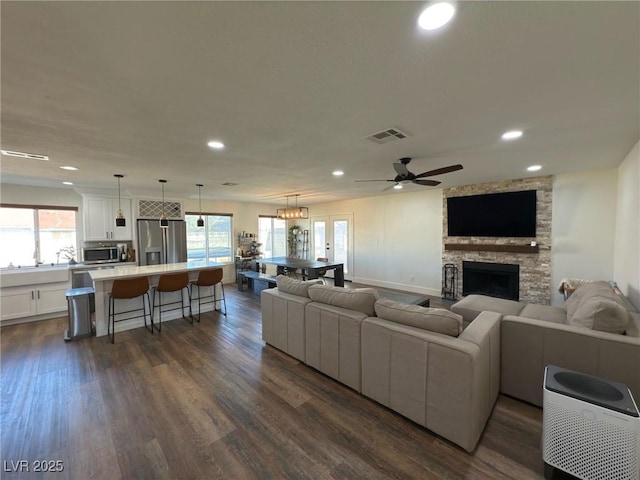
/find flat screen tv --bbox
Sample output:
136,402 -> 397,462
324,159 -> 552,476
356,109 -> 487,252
447,190 -> 537,237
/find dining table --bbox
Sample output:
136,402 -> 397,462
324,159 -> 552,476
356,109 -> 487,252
257,257 -> 345,287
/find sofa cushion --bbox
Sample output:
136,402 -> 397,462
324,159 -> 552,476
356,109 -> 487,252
569,296 -> 629,334
519,304 -> 567,324
451,294 -> 525,324
308,285 -> 379,316
275,275 -> 323,298
374,298 -> 463,337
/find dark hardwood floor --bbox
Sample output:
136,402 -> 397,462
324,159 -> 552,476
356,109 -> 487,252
1,285 -> 546,479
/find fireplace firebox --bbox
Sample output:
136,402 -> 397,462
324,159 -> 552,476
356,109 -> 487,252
462,261 -> 520,300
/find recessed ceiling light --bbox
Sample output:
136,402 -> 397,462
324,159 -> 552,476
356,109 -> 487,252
60,166 -> 78,171
527,165 -> 542,172
418,2 -> 456,31
62,181 -> 73,185
393,183 -> 403,190
207,141 -> 225,150
502,130 -> 523,140
332,170 -> 344,176
1,149 -> 49,161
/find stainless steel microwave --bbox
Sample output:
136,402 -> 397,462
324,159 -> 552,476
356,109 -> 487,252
83,246 -> 120,264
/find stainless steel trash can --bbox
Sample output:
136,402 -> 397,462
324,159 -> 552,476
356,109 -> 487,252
64,287 -> 95,341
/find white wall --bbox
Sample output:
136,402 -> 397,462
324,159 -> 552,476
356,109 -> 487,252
4,160 -> 636,305
614,140 -> 640,309
182,197 -> 280,238
0,184 -> 85,251
308,189 -> 443,296
550,168 -> 618,305
0,184 -> 279,247
0,184 -> 82,207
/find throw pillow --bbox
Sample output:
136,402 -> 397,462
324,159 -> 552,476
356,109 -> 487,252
625,311 -> 640,337
374,298 -> 463,337
568,295 -> 629,334
275,275 -> 323,298
565,281 -> 613,321
307,285 -> 379,316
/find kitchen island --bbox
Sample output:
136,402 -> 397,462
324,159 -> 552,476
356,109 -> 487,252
90,261 -> 225,337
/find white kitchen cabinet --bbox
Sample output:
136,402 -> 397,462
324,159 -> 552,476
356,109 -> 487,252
0,282 -> 70,322
83,196 -> 132,241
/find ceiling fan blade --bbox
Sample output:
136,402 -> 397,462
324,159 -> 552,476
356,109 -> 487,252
354,179 -> 393,183
393,162 -> 410,176
413,179 -> 441,186
415,164 -> 463,179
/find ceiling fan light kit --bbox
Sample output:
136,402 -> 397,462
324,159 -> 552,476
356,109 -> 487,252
277,194 -> 309,219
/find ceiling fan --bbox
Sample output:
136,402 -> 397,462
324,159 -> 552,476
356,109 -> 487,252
355,157 -> 463,190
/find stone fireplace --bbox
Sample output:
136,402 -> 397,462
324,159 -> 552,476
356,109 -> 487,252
442,176 -> 553,305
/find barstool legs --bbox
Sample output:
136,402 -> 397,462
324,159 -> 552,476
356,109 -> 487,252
190,282 -> 227,320
142,292 -> 153,334
108,292 -> 152,344
152,287 -> 193,332
215,283 -> 227,316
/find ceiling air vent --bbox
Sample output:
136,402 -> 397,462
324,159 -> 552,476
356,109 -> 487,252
1,149 -> 49,161
366,127 -> 410,144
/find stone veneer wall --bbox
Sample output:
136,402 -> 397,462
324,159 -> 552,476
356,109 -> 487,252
443,176 -> 553,305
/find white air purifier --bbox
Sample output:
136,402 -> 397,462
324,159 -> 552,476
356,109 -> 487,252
543,365 -> 640,480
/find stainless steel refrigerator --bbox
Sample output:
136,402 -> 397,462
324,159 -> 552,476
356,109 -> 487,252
137,219 -> 187,265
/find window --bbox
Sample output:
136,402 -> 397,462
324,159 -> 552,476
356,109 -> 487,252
185,213 -> 233,264
259,216 -> 286,258
0,205 -> 78,267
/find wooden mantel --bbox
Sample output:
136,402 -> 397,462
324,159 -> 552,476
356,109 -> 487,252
444,243 -> 540,254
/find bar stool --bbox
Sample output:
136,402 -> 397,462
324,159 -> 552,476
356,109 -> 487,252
189,268 -> 227,321
152,272 -> 192,332
108,276 -> 152,344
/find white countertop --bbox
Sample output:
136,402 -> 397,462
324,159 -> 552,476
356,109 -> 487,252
89,261 -> 223,281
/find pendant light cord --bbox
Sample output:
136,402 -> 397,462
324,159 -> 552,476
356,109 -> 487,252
117,177 -> 122,211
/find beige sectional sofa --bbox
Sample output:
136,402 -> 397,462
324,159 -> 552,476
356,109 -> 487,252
451,281 -> 640,406
261,275 -> 501,452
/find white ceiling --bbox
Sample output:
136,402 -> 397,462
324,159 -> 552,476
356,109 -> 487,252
1,1 -> 638,205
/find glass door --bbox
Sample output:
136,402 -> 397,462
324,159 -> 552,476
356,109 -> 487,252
311,214 -> 353,281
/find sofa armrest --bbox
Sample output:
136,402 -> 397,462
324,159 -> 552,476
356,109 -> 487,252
501,315 -> 640,407
361,312 -> 500,452
261,288 -> 312,362
458,311 -> 502,405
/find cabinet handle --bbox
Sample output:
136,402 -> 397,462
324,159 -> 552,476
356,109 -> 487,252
31,291 -> 35,300
37,290 -> 40,299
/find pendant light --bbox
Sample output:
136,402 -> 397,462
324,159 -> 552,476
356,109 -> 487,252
114,174 -> 126,227
196,184 -> 204,227
159,179 -> 169,228
276,194 -> 309,219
